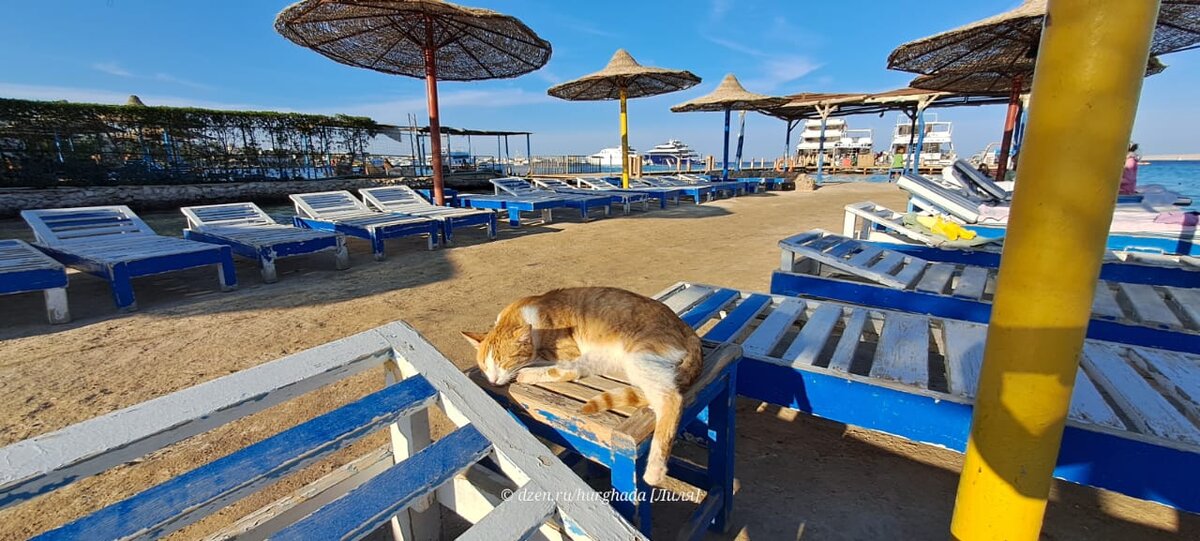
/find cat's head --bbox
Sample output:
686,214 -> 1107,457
461,323 -> 536,386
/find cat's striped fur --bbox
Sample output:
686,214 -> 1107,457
462,287 -> 702,486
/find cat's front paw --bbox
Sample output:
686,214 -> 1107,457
515,369 -> 543,384
643,463 -> 668,486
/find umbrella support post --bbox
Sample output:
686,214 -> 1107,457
814,104 -> 836,182
784,119 -> 797,171
619,86 -> 630,189
423,22 -> 446,206
995,74 -> 1024,182
735,110 -> 746,173
722,107 -> 731,181
949,1 -> 1158,539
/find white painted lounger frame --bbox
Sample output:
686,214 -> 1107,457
181,202 -> 350,282
0,321 -> 643,540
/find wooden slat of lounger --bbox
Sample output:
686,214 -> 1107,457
742,299 -> 806,358
827,309 -> 870,374
891,259 -> 929,289
535,381 -> 636,417
942,319 -> 987,398
1127,348 -> 1200,424
846,245 -> 884,268
914,263 -> 956,294
659,285 -> 714,314
826,239 -> 861,259
805,235 -> 844,253
702,294 -> 772,343
867,251 -> 906,277
869,313 -> 930,388
1068,370 -> 1126,430
678,288 -> 740,328
1091,283 -> 1125,320
1117,283 -> 1183,329
952,266 -> 990,300
780,303 -> 843,367
779,231 -> 823,251
1081,343 -> 1200,445
0,240 -> 61,272
1163,286 -> 1200,329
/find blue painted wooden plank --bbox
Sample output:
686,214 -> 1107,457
680,288 -> 740,328
702,294 -> 772,343
272,425 -> 491,541
34,376 -> 438,541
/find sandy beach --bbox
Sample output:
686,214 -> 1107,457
0,182 -> 1192,540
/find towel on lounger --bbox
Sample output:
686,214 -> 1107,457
1154,211 -> 1200,226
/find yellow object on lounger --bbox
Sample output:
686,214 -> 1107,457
916,215 -> 977,241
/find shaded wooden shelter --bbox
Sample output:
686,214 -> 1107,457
671,74 -> 785,180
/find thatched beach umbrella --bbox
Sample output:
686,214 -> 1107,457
548,49 -> 700,188
671,74 -> 785,181
889,0 -> 1200,180
276,0 -> 551,205
910,57 -> 1168,95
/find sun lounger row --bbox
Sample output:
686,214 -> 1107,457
8,186 -> 499,321
772,229 -> 1200,354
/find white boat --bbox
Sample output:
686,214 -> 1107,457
586,146 -> 636,167
795,119 -> 873,162
642,139 -> 699,166
891,114 -> 956,169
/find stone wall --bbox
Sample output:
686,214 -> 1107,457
0,177 -> 420,217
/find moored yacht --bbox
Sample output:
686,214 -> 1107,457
586,146 -> 636,167
641,139 -> 700,166
890,113 -> 956,168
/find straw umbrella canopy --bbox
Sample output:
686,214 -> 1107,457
910,56 -> 1168,95
671,73 -> 785,181
548,49 -> 700,188
276,0 -> 551,205
888,0 -> 1200,180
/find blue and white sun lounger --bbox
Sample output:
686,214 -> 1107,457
655,281 -> 1200,515
290,191 -> 440,261
491,177 -> 611,220
575,176 -> 680,208
0,321 -> 645,540
771,229 -> 1200,354
181,202 -> 349,283
672,174 -> 743,197
0,239 -> 69,324
359,185 -> 497,245
898,173 -> 1199,256
631,176 -> 711,203
530,177 -> 649,214
21,205 -> 236,311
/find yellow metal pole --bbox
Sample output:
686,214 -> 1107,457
950,1 -> 1159,539
620,85 -> 630,189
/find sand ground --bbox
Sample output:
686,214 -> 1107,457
0,182 -> 1194,540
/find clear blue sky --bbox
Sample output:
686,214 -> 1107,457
1,0 -> 1196,159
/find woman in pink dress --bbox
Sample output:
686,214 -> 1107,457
1120,143 -> 1139,195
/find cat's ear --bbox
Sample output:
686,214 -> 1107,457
461,330 -> 487,349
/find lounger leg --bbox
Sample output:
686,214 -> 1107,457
109,263 -> 137,311
707,373 -> 737,533
781,249 -> 796,272
611,447 -> 652,536
371,230 -> 386,261
623,201 -> 630,215
486,215 -> 498,239
334,235 -> 350,270
217,247 -> 238,291
580,204 -> 591,222
843,212 -> 859,238
426,228 -> 436,251
510,209 -> 523,227
44,287 -> 70,324
441,221 -> 454,246
258,247 -> 278,284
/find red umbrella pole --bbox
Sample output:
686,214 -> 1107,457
994,74 -> 1024,182
424,22 -> 446,206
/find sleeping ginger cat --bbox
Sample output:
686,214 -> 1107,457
462,287 -> 702,486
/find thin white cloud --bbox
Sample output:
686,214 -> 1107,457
709,0 -> 732,22
705,36 -> 821,91
91,61 -> 132,77
705,36 -> 767,58
90,61 -> 215,91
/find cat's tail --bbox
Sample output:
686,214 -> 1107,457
580,387 -> 648,414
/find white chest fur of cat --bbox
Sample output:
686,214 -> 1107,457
462,286 -> 703,486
